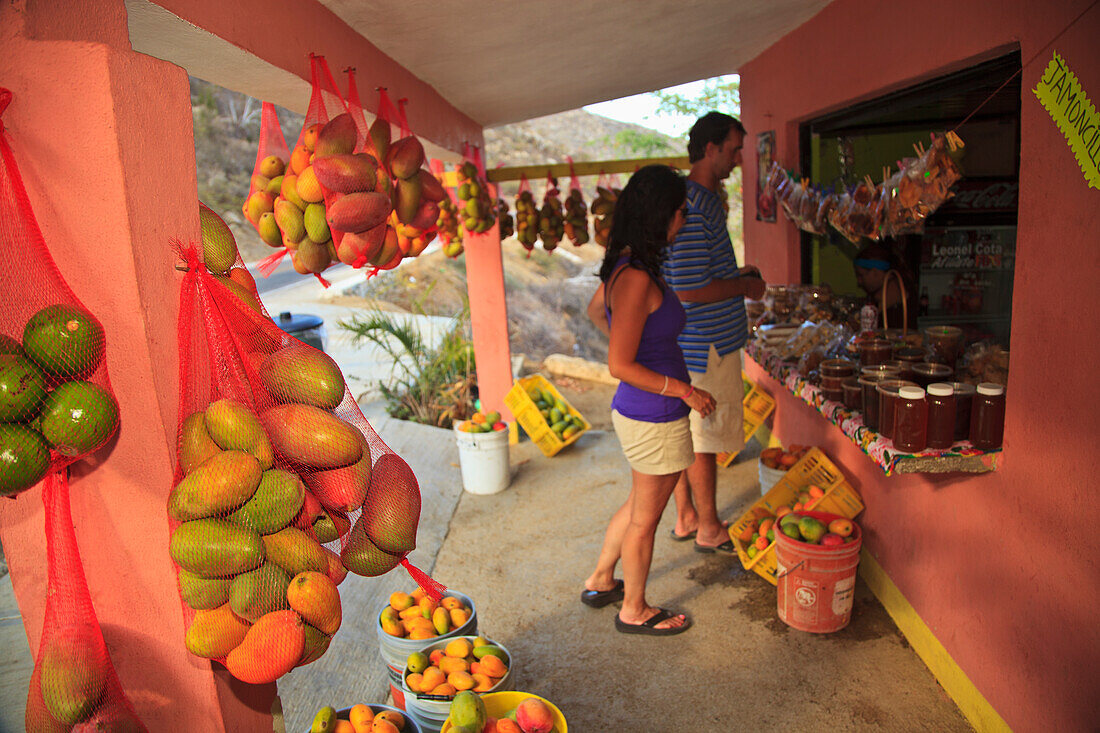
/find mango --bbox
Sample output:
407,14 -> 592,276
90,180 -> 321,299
225,610 -> 305,684
295,239 -> 331,275
515,699 -> 553,733
418,169 -> 446,203
259,154 -> 286,179
212,275 -> 265,317
168,450 -> 262,522
185,603 -> 251,658
229,562 -> 291,622
361,453 -> 420,554
312,508 -> 351,543
170,519 -> 264,578
314,113 -> 358,158
387,136 -> 426,180
303,430 -> 371,513
311,706 -> 338,733
321,546 -> 348,586
341,518 -> 404,577
259,343 -> 346,410
301,123 -> 323,152
432,606 -> 450,635
449,690 -> 487,733
395,175 -> 422,225
205,399 -> 274,469
275,198 -> 307,243
227,469 -> 305,535
199,203 -> 237,275
326,191 -> 392,233
281,173 -> 309,211
372,227 -> 402,269
258,212 -> 283,247
313,153 -> 377,194
265,175 -> 284,198
297,166 -> 325,203
178,569 -> 231,610
178,411 -> 221,476
411,199 -> 440,232
374,168 -> 393,198
260,403 -> 362,470
304,202 -> 331,243
262,526 -> 327,577
472,645 -> 508,662
24,665 -> 68,733
244,190 -> 275,226
336,226 -> 385,266
299,623 -> 332,666
39,625 -> 107,725
287,571 -> 341,634
368,117 -> 391,162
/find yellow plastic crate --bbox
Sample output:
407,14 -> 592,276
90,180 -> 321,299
503,374 -> 591,457
717,381 -> 777,468
728,447 -> 864,585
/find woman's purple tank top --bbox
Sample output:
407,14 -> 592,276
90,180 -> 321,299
604,259 -> 691,423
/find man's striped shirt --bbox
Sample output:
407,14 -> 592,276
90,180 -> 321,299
662,179 -> 747,372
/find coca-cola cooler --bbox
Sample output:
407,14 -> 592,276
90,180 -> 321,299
916,178 -> 1018,348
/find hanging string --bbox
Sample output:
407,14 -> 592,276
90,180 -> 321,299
952,0 -> 1098,132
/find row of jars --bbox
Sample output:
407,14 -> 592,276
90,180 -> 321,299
819,358 -> 1005,453
858,325 -> 966,368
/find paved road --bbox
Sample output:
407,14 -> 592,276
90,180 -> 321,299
249,257 -> 357,296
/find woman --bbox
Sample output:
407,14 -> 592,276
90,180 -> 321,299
853,242 -> 918,330
581,165 -> 716,636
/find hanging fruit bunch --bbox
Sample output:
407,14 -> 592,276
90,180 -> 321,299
455,161 -> 496,235
437,195 -> 464,258
495,198 -> 514,239
538,177 -> 565,252
563,188 -> 589,246
514,175 -> 539,253
591,184 -> 619,247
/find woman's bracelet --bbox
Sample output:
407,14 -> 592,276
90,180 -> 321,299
683,385 -> 695,400
659,376 -> 669,395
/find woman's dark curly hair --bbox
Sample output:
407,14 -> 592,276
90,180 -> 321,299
598,165 -> 687,284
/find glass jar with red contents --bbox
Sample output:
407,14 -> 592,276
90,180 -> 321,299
858,374 -> 889,430
925,383 -> 956,450
911,362 -> 954,389
877,379 -> 918,441
894,386 -> 928,453
970,382 -> 1006,450
859,338 -> 893,366
948,382 -> 976,442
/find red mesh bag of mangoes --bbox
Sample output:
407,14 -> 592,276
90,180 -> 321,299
170,209 -> 441,685
0,88 -> 142,731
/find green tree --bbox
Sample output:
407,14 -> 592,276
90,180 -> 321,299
651,75 -> 740,118
610,129 -> 677,157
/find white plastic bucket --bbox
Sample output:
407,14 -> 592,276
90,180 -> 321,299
758,460 -> 787,496
454,423 -> 510,495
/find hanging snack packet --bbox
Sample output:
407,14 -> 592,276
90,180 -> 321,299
0,88 -> 120,499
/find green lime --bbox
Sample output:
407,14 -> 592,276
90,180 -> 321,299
0,424 -> 50,497
22,305 -> 105,379
39,381 -> 119,456
0,354 -> 46,421
0,334 -> 22,355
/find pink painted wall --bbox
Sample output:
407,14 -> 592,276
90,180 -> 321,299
739,1 -> 1100,730
150,0 -> 484,155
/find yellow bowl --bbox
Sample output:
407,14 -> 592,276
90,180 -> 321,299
440,691 -> 567,733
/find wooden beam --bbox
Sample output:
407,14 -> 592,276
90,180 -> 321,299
439,156 -> 691,187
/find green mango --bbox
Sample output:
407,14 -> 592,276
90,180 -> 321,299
259,343 -> 346,410
228,562 -> 291,622
261,527 -> 327,577
39,626 -> 107,725
227,469 -> 305,535
178,410 -> 222,476
549,420 -> 569,434
168,450 -> 262,522
449,690 -> 487,733
178,569 -> 231,610
312,509 -> 350,543
340,518 -> 404,577
299,624 -> 332,666
204,398 -> 274,469
554,398 -> 569,414
549,407 -> 563,424
471,645 -> 508,662
170,519 -> 264,578
310,706 -> 337,733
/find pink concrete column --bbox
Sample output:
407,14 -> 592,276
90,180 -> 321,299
463,222 -> 514,418
0,1 -> 273,729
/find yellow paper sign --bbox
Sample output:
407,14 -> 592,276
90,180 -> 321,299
1034,51 -> 1100,189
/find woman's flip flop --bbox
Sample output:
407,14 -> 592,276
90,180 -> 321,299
580,579 -> 624,608
615,608 -> 692,636
669,528 -> 697,542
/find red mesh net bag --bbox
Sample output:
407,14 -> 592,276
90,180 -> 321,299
563,156 -> 589,246
538,174 -> 565,252
386,94 -> 441,262
454,144 -> 495,246
255,54 -> 349,284
514,173 -> 538,254
170,218 -> 442,685
242,102 -> 292,250
0,88 -> 120,500
26,472 -> 146,731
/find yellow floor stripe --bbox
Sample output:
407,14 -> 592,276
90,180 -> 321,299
859,550 -> 1013,732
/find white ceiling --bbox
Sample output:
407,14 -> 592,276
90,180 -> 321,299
315,0 -> 834,128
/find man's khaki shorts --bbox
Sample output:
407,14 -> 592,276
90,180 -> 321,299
611,410 -> 694,476
688,346 -> 744,455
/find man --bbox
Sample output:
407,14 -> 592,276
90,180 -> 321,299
662,112 -> 767,553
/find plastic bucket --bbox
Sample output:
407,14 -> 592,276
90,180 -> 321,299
303,705 -> 422,733
758,460 -> 787,496
401,636 -> 514,730
454,423 -> 511,495
774,510 -> 862,633
441,691 -> 567,733
375,591 -> 478,672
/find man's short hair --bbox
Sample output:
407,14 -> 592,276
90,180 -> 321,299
687,112 -> 747,163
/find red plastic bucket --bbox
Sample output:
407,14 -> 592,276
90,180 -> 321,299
390,681 -> 406,710
775,510 -> 862,633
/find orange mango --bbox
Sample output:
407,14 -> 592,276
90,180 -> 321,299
449,607 -> 470,628
472,672 -> 494,692
185,603 -> 251,659
440,596 -> 463,610
349,703 -> 374,731
407,627 -> 435,640
448,670 -> 475,691
430,683 -> 456,697
287,571 -> 342,635
419,666 -> 445,691
478,654 -> 507,677
445,638 -> 472,658
374,711 -> 405,729
438,656 -> 468,675
372,720 -> 399,733
405,672 -> 424,692
225,610 -> 305,684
